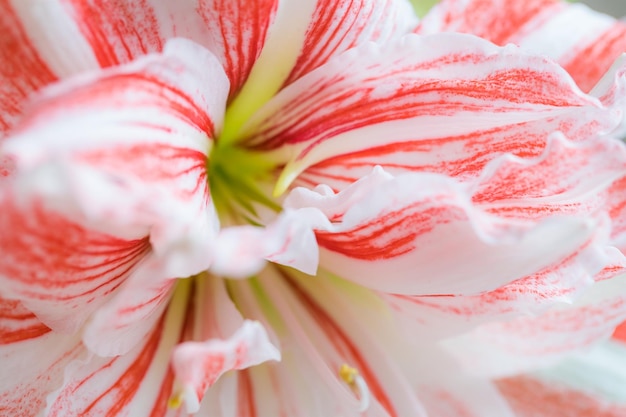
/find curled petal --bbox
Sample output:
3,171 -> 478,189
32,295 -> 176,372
170,275 -> 281,414
285,167 -> 598,295
171,321 -> 280,414
0,38 -> 228,332
238,33 -> 619,192
209,208 -> 328,278
417,0 -> 626,92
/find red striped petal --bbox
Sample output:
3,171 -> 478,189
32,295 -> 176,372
384,245 -> 626,341
58,0 -> 164,68
0,296 -> 50,345
82,273 -> 176,357
284,166 -> 599,295
219,0 -> 417,143
417,0 -> 626,92
613,321 -> 626,344
0,315 -> 84,417
0,39 -> 228,332
196,0 -> 279,98
472,135 -> 626,220
46,303 -> 186,417
239,34 -> 618,193
0,191 -> 151,333
0,0 -> 57,137
283,0 -> 417,86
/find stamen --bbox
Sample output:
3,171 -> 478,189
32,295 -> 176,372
339,364 -> 371,412
167,392 -> 183,410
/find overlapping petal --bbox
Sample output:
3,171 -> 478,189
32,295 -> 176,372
0,296 -> 84,417
0,188 -> 152,333
221,0 -> 418,142
442,273 -> 626,378
170,275 -> 280,414
417,0 -> 626,93
236,33 -> 619,193
284,166 -> 598,295
45,283 -> 191,417
282,0 -> 418,86
0,38 -> 228,332
228,267 -> 426,417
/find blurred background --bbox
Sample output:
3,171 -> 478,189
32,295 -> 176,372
410,0 -> 626,17
580,0 -> 626,16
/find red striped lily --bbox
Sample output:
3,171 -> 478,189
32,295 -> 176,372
1,0 -> 626,416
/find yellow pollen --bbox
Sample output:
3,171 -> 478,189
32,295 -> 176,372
339,364 -> 359,387
167,392 -> 183,410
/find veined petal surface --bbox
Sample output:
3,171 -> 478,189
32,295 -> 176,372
0,38 -> 228,332
417,0 -> 626,93
238,33 -> 619,193
443,273 -> 626,378
45,282 -> 191,417
221,0 -> 418,142
285,166 -> 600,295
0,296 -> 84,417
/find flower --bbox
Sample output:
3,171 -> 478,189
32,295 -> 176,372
1,0 -> 626,416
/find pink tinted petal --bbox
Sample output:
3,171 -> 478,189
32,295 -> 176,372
418,0 -> 626,92
0,298 -> 84,416
239,33 -> 618,192
498,376 -> 626,417
0,0 -> 57,137
0,189 -> 151,333
285,167 -> 597,295
283,0 -> 417,86
171,321 -> 280,413
443,273 -> 626,377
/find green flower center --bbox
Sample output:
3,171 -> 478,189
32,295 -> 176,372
208,137 -> 282,225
